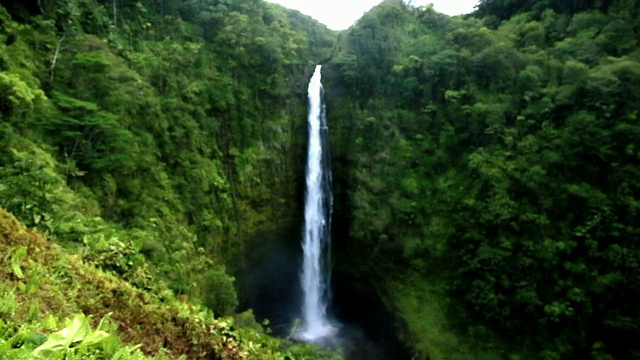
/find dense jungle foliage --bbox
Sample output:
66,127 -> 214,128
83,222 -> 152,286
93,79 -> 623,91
2,0 -> 640,358
0,0 -> 336,358
0,208 -> 335,359
0,0 -> 335,315
327,0 -> 640,358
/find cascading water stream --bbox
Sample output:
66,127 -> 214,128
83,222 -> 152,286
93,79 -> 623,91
297,65 -> 336,341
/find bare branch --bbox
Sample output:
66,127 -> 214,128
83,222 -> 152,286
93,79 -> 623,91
50,35 -> 65,83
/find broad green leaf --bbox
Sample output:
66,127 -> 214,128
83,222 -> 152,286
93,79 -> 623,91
78,329 -> 109,348
33,314 -> 90,357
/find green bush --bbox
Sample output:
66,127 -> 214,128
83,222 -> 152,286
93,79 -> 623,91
202,266 -> 239,317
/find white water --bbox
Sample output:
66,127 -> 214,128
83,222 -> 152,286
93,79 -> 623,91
298,65 -> 336,341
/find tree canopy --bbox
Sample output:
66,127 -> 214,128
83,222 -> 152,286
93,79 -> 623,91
327,0 -> 640,358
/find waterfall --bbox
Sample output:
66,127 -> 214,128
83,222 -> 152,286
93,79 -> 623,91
298,65 -> 336,341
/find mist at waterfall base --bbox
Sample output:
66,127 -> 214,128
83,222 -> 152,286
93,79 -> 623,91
235,66 -> 410,359
234,229 -> 409,359
235,231 -> 408,359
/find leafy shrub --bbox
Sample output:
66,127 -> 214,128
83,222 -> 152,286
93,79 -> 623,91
202,266 -> 239,317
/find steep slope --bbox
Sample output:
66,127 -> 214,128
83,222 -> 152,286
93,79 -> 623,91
0,207 -> 334,359
0,0 -> 336,311
0,0 -> 343,358
326,0 -> 640,358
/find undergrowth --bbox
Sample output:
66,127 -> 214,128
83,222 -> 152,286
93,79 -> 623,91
0,208 -> 337,360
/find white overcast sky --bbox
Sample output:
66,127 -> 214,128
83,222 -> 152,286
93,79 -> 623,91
266,0 -> 479,30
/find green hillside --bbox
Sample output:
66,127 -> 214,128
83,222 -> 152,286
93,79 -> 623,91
327,0 -> 640,358
0,207 -> 339,359
0,0 -> 336,358
2,0 -> 640,359
0,0 -> 335,314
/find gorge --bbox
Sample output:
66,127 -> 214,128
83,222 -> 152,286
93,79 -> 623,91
1,0 -> 640,359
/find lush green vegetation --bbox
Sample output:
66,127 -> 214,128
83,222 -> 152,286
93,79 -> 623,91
0,208 -> 337,359
0,0 -> 337,358
327,0 -> 640,358
0,0 -> 336,317
2,0 -> 640,358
